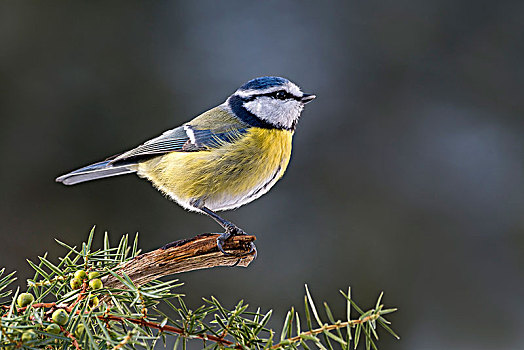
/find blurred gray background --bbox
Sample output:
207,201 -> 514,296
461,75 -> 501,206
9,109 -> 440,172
1,1 -> 523,349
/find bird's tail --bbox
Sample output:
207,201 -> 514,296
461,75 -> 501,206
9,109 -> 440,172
55,160 -> 137,185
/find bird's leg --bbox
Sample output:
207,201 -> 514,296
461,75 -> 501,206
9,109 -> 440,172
199,206 -> 245,235
197,205 -> 256,258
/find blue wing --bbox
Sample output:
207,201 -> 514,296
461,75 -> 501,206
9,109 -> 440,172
109,124 -> 247,165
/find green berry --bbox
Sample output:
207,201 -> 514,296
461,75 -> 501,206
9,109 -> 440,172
45,323 -> 61,334
52,309 -> 69,326
74,270 -> 87,280
21,331 -> 37,342
75,324 -> 85,338
88,271 -> 100,280
89,278 -> 103,290
70,278 -> 83,290
88,296 -> 99,309
17,292 -> 34,307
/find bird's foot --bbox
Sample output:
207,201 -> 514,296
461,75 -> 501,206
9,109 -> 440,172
217,224 -> 257,261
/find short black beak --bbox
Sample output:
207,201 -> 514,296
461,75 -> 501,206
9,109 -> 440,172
301,93 -> 316,104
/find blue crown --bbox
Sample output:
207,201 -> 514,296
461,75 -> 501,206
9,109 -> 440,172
240,76 -> 289,91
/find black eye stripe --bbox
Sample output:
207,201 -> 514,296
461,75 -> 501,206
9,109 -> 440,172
242,90 -> 301,102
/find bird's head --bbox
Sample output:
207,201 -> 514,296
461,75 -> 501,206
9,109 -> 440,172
228,76 -> 315,130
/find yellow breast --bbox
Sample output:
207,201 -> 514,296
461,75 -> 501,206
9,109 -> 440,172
137,128 -> 293,211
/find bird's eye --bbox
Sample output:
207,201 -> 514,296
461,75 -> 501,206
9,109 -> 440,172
275,91 -> 288,100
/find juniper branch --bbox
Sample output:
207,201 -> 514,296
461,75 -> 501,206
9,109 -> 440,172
0,228 -> 398,350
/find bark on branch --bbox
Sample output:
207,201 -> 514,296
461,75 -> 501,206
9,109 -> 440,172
103,233 -> 256,289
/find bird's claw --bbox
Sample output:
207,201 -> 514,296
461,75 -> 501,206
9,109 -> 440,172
216,229 -> 257,262
216,232 -> 231,255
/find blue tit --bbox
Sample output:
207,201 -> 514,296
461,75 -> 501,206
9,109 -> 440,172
56,76 -> 316,254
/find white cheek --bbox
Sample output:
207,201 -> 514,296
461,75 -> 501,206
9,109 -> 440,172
250,99 -> 268,116
245,98 -> 302,129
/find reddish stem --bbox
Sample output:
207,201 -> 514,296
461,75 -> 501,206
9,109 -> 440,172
66,282 -> 89,312
98,314 -> 237,347
62,328 -> 81,350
